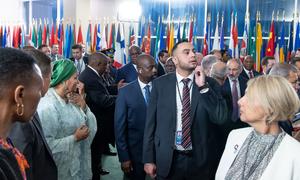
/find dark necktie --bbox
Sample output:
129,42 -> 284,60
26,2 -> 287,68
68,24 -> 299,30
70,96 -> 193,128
231,80 -> 239,121
249,71 -> 254,78
181,78 -> 192,149
144,85 -> 150,105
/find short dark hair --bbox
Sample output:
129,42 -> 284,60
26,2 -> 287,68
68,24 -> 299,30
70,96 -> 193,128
72,44 -> 83,51
0,48 -> 38,98
171,39 -> 189,56
291,57 -> 300,65
137,54 -> 155,68
88,52 -> 108,66
23,49 -> 51,77
158,50 -> 168,58
38,44 -> 49,50
261,56 -> 275,66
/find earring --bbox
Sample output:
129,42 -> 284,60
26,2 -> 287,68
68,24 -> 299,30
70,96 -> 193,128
16,104 -> 24,116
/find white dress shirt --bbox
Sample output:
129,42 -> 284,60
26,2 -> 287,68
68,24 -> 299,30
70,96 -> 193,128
138,77 -> 152,104
175,71 -> 194,150
75,58 -> 86,74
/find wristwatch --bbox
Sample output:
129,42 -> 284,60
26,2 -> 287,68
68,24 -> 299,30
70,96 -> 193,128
199,83 -> 209,94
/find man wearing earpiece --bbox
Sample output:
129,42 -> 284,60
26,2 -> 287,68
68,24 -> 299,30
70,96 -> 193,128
115,54 -> 157,180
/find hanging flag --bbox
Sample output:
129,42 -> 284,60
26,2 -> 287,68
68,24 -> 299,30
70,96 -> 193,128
266,20 -> 275,56
241,23 -> 248,59
101,23 -> 107,50
154,17 -> 161,59
220,12 -> 224,50
20,25 -> 25,48
2,26 -> 6,48
158,20 -> 166,51
58,22 -> 64,55
31,22 -> 37,47
13,25 -> 20,48
228,12 -> 234,57
129,24 -> 136,46
138,16 -> 145,46
92,23 -> 97,52
144,23 -> 151,54
63,24 -> 69,58
287,20 -> 294,61
256,19 -> 263,72
96,24 -> 101,51
115,23 -> 126,65
212,13 -> 220,50
168,23 -> 174,55
37,21 -> 43,47
0,26 -> 3,47
42,21 -> 47,44
188,16 -> 194,43
86,23 -> 92,53
202,19 -> 209,56
233,13 -> 239,58
176,22 -> 181,42
77,24 -> 83,44
108,23 -> 116,49
279,20 -> 285,63
166,25 -> 170,51
294,22 -> 300,51
182,20 -> 187,40
6,26 -> 11,48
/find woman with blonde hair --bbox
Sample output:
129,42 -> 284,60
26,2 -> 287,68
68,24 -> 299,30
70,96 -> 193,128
216,75 -> 300,180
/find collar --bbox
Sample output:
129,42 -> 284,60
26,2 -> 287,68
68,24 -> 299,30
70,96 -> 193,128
243,67 -> 252,74
176,71 -> 195,84
88,65 -> 100,77
138,77 -> 152,89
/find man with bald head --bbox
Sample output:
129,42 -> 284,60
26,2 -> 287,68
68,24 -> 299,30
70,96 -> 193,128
210,61 -> 227,85
79,52 -> 117,179
115,54 -> 157,180
116,45 -> 142,83
240,55 -> 260,80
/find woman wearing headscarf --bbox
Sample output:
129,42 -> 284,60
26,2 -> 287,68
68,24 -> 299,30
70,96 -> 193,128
37,59 -> 97,180
0,48 -> 43,180
216,75 -> 300,180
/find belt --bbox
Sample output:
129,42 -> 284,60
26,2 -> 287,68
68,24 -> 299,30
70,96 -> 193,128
174,150 -> 193,156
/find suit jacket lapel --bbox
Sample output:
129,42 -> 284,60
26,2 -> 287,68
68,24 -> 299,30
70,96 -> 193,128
190,81 -> 199,124
133,80 -> 147,106
170,74 -> 177,129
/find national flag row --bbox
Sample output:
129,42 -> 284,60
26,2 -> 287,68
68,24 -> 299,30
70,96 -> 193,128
1,12 -> 300,69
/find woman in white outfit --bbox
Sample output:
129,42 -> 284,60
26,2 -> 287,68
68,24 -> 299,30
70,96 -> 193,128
216,75 -> 300,180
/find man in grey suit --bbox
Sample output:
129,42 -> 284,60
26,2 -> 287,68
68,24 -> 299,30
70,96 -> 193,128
9,49 -> 57,180
143,40 -> 228,180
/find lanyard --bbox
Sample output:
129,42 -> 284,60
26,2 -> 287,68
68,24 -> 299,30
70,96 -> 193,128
176,80 -> 193,103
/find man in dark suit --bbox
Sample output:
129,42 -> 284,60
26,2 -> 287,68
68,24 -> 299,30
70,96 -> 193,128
9,49 -> 57,180
157,49 -> 169,77
220,59 -> 248,150
143,40 -> 228,180
116,45 -> 142,83
240,55 -> 260,80
70,44 -> 89,74
79,52 -> 117,180
115,54 -> 157,180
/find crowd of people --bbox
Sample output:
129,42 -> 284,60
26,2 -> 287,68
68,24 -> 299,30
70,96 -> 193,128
1,39 -> 300,180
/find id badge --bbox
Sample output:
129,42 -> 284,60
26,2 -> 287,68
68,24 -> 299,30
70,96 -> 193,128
176,131 -> 182,145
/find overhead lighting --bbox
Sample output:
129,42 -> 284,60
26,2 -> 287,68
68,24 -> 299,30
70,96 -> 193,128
118,1 -> 141,22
